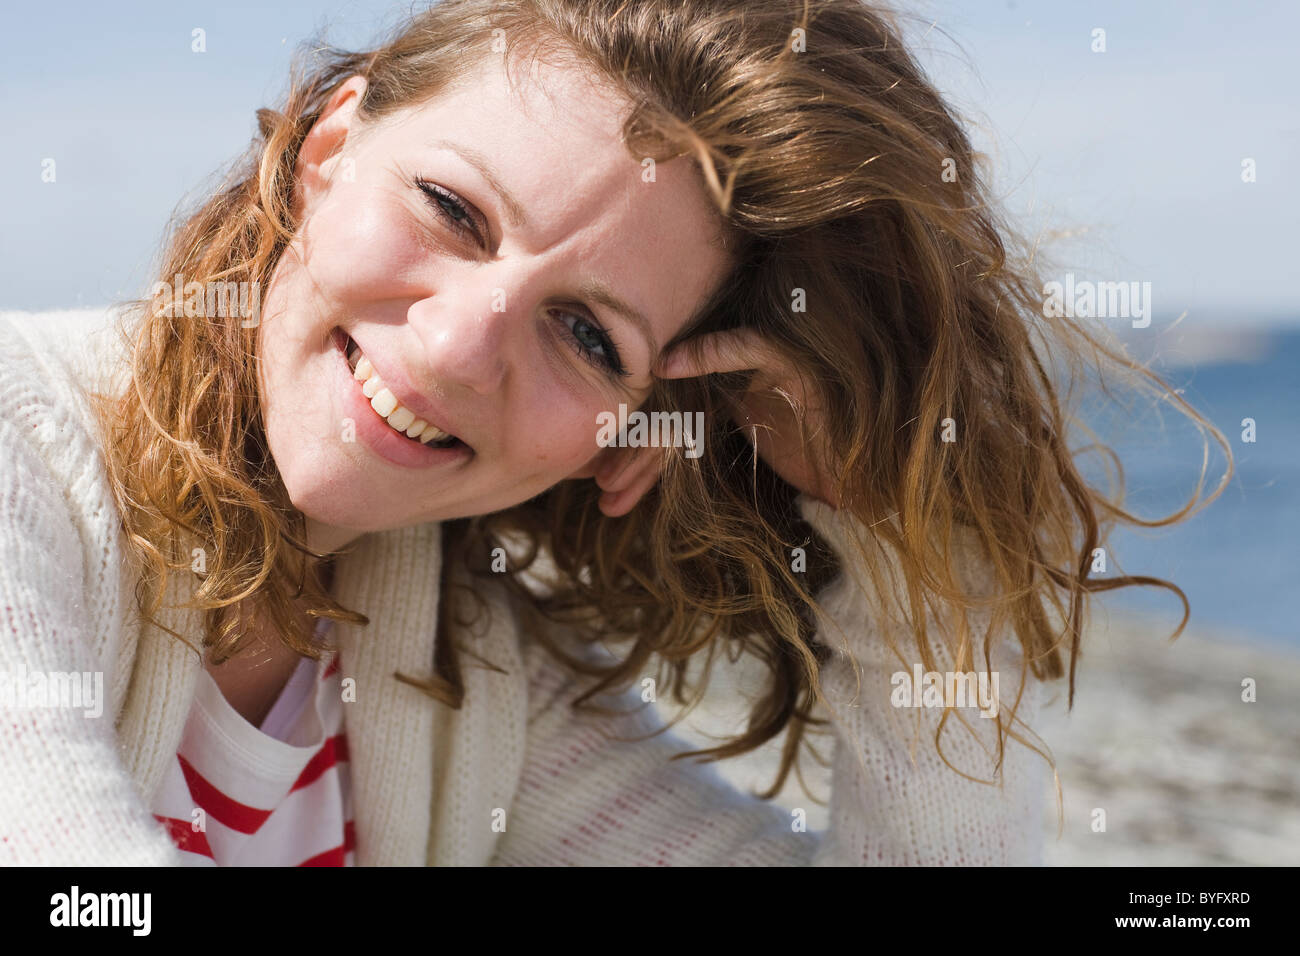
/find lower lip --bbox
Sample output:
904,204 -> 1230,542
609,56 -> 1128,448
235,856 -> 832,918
331,329 -> 472,469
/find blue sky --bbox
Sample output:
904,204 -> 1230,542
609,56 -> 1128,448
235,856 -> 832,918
2,0 -> 1296,323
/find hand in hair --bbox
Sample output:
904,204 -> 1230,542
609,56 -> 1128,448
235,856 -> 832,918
590,328 -> 841,516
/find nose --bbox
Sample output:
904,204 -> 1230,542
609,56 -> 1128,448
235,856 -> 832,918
406,278 -> 511,395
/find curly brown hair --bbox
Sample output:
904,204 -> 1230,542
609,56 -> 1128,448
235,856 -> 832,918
88,0 -> 1230,801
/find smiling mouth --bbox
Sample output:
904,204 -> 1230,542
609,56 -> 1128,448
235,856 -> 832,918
336,329 -> 468,451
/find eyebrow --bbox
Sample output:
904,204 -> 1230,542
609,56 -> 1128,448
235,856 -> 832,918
427,138 -> 529,230
577,277 -> 658,359
428,137 -> 659,360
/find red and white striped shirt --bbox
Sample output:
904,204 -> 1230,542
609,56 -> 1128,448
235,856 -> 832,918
150,619 -> 355,865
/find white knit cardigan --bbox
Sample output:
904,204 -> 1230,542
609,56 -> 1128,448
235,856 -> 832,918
0,307 -> 1046,866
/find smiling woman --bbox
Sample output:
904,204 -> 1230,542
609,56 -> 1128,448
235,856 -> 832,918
251,52 -> 731,545
0,0 -> 1227,868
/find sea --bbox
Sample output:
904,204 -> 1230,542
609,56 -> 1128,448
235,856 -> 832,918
1074,323 -> 1299,650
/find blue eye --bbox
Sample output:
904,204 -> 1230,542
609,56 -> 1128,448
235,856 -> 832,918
415,178 -> 629,381
553,309 -> 630,379
415,179 -> 483,245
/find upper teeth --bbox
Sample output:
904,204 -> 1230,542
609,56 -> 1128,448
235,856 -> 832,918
348,347 -> 454,444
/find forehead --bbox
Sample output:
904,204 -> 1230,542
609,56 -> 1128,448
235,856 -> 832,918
364,51 -> 733,357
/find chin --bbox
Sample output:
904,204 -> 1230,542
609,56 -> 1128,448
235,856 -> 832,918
276,451 -> 364,528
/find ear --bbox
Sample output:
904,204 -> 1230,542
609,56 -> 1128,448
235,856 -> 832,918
291,75 -> 368,220
567,444 -> 617,481
566,444 -> 665,517
595,452 -> 663,516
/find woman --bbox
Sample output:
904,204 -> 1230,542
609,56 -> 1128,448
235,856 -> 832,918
0,0 -> 1226,865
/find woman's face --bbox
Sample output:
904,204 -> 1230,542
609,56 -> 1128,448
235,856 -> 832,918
257,54 -> 733,551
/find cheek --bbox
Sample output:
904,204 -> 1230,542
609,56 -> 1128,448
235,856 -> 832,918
505,388 -> 609,474
297,187 -> 431,300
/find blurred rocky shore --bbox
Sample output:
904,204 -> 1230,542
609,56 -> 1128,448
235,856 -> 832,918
653,611 -> 1300,865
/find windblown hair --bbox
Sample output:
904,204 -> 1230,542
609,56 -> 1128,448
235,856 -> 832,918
89,0 -> 1231,798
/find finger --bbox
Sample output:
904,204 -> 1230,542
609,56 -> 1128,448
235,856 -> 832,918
653,328 -> 786,379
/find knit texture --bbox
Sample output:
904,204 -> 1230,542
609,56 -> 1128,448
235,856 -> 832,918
0,307 -> 1047,865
